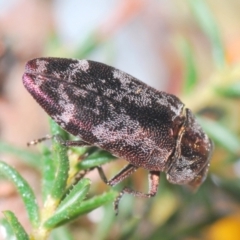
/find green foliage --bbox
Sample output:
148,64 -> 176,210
0,161 -> 40,227
0,121 -> 117,239
3,211 -> 29,240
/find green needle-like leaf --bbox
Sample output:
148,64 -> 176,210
71,191 -> 117,216
44,178 -> 91,228
48,119 -> 70,200
77,149 -> 117,170
3,211 -> 29,240
0,161 -> 40,227
50,139 -> 69,200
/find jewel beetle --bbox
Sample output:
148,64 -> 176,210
22,58 -> 213,214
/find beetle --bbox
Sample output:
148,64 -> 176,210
22,57 -> 213,214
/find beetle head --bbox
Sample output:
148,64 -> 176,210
167,108 -> 213,189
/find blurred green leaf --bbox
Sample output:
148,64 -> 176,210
0,142 -> 41,169
44,178 -> 91,228
197,117 -> 240,154
216,81 -> 240,98
74,191 -> 118,215
215,177 -> 240,201
50,226 -> 74,240
45,31 -> 64,57
0,161 -> 40,227
0,218 -> 16,240
3,211 -> 29,240
181,39 -> 198,94
74,32 -> 101,59
189,0 -> 225,67
93,203 -> 116,240
119,218 -> 140,240
77,150 -> 117,170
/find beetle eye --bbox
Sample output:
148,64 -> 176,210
166,108 -> 213,188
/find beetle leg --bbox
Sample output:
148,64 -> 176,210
114,170 -> 160,214
27,134 -> 52,146
58,139 -> 90,147
96,164 -> 138,186
52,135 -> 90,147
27,134 -> 91,147
97,165 -> 160,215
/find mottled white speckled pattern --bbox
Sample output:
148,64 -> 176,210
22,57 -> 213,192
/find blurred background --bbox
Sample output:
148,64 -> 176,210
0,0 -> 240,239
